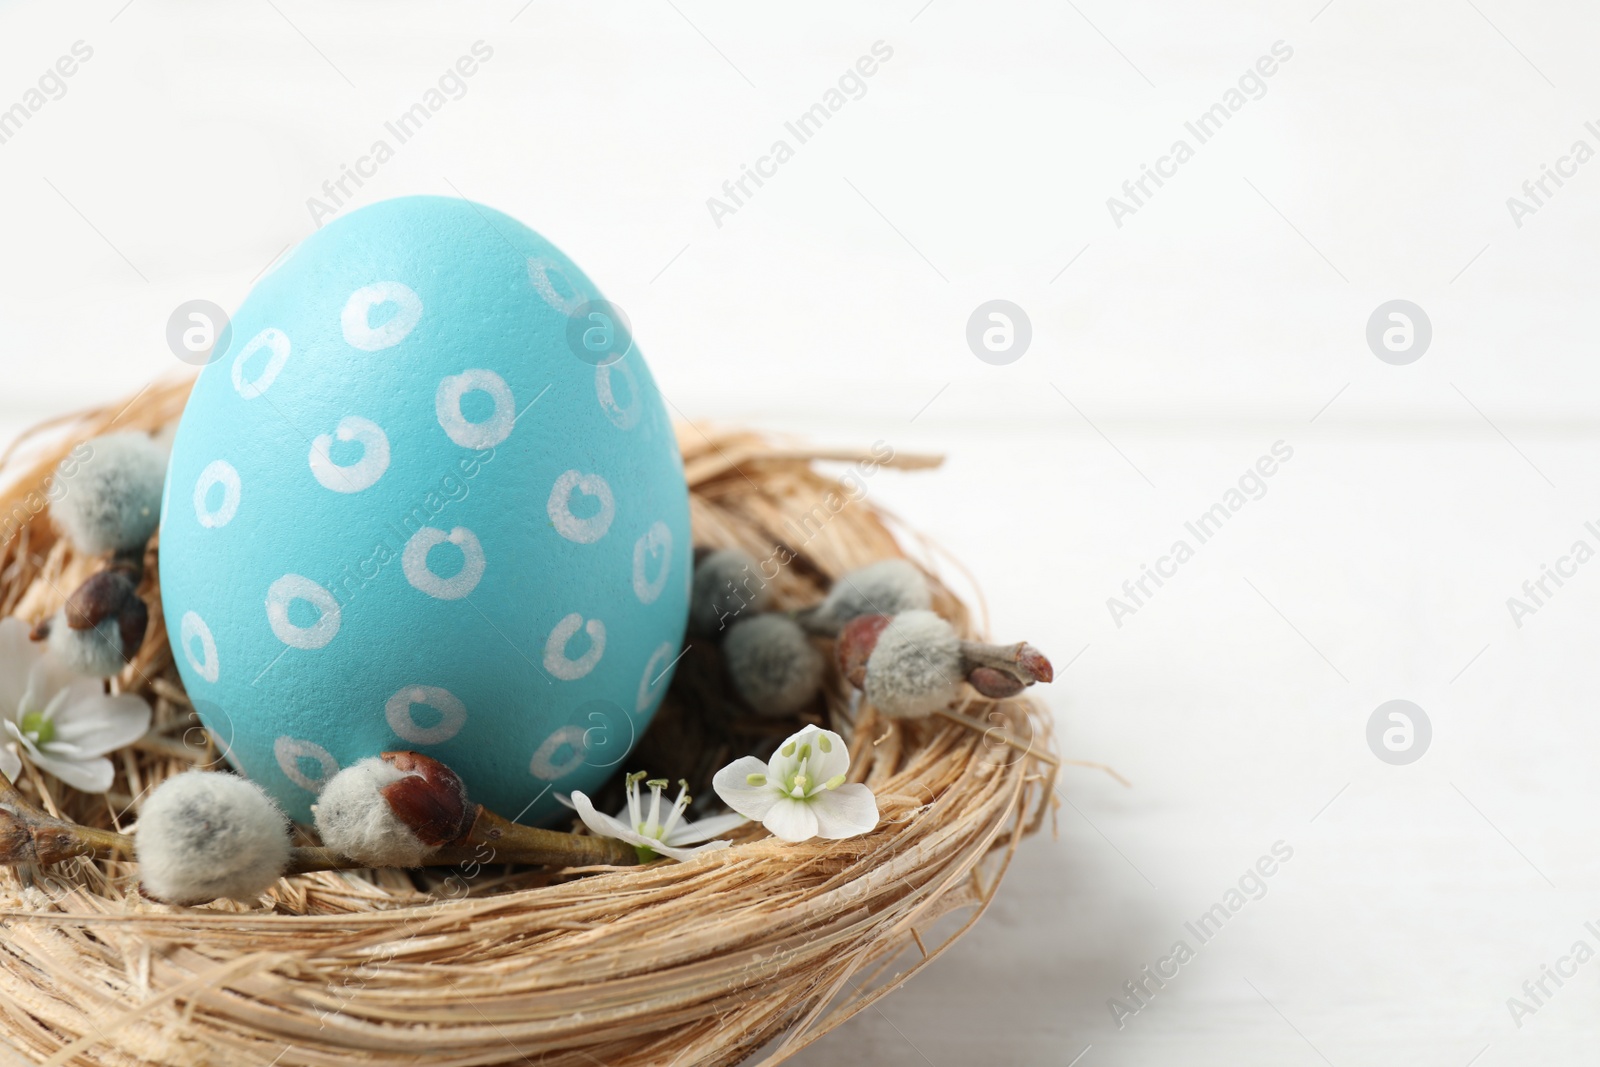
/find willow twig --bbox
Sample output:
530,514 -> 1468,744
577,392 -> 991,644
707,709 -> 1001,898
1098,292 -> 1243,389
0,773 -> 636,877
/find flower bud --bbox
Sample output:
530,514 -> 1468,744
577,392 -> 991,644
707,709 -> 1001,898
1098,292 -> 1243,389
31,565 -> 147,677
801,559 -> 930,635
968,666 -> 1026,698
314,752 -> 472,867
136,771 -> 291,905
379,751 -> 472,846
50,432 -> 166,556
959,640 -> 1054,686
835,613 -> 892,688
723,614 -> 824,715
690,548 -> 771,636
857,610 -> 964,718
838,611 -> 1055,716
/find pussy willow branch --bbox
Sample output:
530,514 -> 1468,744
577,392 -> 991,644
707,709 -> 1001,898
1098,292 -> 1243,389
0,772 -> 636,874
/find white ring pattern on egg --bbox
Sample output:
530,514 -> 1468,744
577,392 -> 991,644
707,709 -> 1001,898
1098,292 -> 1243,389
528,724 -> 588,780
402,526 -> 486,600
544,613 -> 605,680
309,415 -> 391,493
265,574 -> 342,650
385,685 -> 468,745
435,369 -> 515,449
231,328 -> 290,399
595,360 -> 642,430
193,459 -> 241,529
632,521 -> 672,604
274,736 -> 338,793
341,281 -> 423,351
527,257 -> 585,315
547,470 -> 615,544
636,641 -> 674,713
179,610 -> 220,683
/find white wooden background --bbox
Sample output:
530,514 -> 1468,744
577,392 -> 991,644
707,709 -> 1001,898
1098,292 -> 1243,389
3,2 -> 1599,1064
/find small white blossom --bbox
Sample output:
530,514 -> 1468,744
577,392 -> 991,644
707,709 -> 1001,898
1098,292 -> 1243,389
0,617 -> 149,793
568,773 -> 747,862
713,724 -> 879,843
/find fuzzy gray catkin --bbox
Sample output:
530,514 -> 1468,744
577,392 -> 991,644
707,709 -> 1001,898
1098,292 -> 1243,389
314,757 -> 439,867
50,432 -> 167,555
813,559 -> 930,629
690,548 -> 771,635
723,614 -> 824,715
862,609 -> 964,718
45,613 -> 126,677
135,771 -> 292,905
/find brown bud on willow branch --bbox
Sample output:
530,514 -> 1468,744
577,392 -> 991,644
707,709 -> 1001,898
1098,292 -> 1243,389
0,757 -> 636,907
836,610 -> 1054,718
310,751 -> 638,870
30,562 -> 148,678
305,755 -> 636,870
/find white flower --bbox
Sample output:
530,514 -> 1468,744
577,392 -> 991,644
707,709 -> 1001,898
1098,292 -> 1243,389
0,617 -> 150,793
712,724 -> 879,843
568,773 -> 748,862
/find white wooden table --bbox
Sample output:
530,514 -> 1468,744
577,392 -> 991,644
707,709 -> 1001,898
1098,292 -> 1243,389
781,423 -> 1600,1067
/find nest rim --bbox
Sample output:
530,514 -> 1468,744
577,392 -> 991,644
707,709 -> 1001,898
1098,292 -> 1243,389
0,378 -> 1058,1067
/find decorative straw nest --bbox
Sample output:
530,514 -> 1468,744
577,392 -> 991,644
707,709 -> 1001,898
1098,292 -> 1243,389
0,380 -> 1057,1067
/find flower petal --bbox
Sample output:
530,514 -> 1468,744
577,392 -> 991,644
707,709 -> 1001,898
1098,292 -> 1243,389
808,783 -> 879,839
667,811 -> 749,846
761,796 -> 820,842
652,838 -> 730,862
54,678 -> 109,714
712,756 -> 780,821
0,745 -> 19,784
23,651 -> 76,713
766,725 -> 817,783
39,739 -> 95,760
768,723 -> 848,788
31,752 -> 114,794
569,790 -> 642,845
4,721 -> 41,760
50,693 -> 151,756
806,728 -> 851,784
0,618 -> 36,715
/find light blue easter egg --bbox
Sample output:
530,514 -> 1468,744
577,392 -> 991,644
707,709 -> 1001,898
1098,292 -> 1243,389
159,196 -> 690,825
